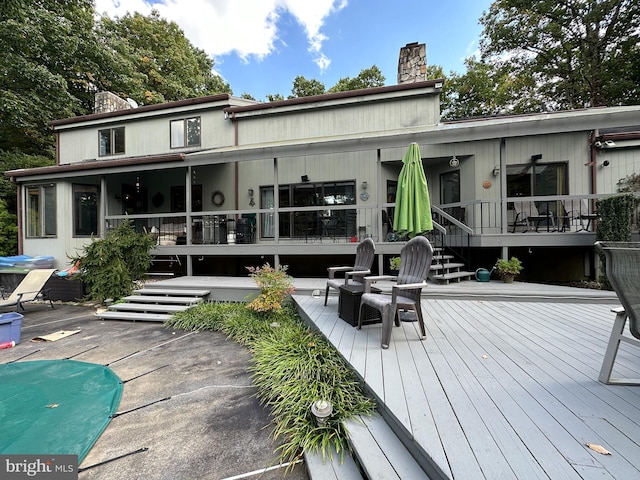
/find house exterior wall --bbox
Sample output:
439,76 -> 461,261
233,93 -> 440,146
57,109 -> 236,165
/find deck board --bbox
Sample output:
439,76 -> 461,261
293,294 -> 640,480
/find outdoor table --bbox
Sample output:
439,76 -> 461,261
338,283 -> 381,327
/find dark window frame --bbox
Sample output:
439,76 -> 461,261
73,184 -> 99,237
170,117 -> 201,148
98,126 -> 125,156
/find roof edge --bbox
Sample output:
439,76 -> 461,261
49,93 -> 253,128
224,80 -> 444,115
5,153 -> 185,179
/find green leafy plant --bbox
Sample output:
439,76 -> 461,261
246,263 -> 295,313
70,219 -> 156,303
596,193 -> 640,289
166,301 -> 375,466
389,256 -> 401,271
494,256 -> 523,278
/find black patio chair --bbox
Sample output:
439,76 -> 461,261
357,236 -> 433,349
324,238 -> 375,306
595,241 -> 640,385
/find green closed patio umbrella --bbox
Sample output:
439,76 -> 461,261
393,143 -> 433,237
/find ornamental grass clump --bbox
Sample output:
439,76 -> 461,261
246,263 -> 295,313
166,300 -> 375,465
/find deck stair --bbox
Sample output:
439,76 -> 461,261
304,414 -> 431,480
96,287 -> 210,322
429,248 -> 474,284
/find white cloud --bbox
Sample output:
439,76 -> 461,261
94,0 -> 346,70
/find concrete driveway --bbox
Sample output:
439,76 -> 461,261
1,304 -> 309,480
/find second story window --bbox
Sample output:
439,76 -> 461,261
98,127 -> 125,156
170,117 -> 201,148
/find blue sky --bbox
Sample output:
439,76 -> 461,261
95,0 -> 493,101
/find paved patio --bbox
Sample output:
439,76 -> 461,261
1,303 -> 308,480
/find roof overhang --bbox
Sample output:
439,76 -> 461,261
5,153 -> 186,183
188,105 -> 640,164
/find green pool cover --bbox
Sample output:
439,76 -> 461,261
0,359 -> 123,462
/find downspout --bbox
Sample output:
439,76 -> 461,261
15,179 -> 23,254
589,131 -> 597,195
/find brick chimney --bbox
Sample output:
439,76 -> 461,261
397,42 -> 427,84
94,91 -> 134,114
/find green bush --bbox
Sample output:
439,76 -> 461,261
70,219 -> 155,302
166,301 -> 375,465
0,199 -> 18,256
596,193 -> 640,289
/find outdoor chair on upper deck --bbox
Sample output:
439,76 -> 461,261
511,201 -> 555,232
357,235 -> 433,349
560,198 -> 598,232
324,238 -> 375,306
595,241 -> 640,385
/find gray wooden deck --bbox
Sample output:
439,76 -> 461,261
293,293 -> 640,480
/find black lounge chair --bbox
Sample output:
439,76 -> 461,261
324,238 -> 375,306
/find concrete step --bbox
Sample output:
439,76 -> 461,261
432,254 -> 454,262
430,262 -> 465,272
133,288 -> 210,297
344,415 -> 429,480
108,303 -> 190,313
96,311 -> 173,322
432,270 -> 475,284
123,295 -> 203,305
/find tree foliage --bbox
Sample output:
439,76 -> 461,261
70,220 -> 156,303
96,10 -> 231,105
480,0 -> 640,109
288,66 -> 386,99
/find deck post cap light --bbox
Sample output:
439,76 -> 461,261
310,399 -> 333,426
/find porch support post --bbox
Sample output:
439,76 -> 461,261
100,175 -> 107,239
499,138 -> 508,234
376,148 -> 384,274
186,167 -> 193,276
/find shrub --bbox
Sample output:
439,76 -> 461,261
246,263 -> 295,313
70,219 -> 155,302
166,301 -> 375,465
596,194 -> 640,289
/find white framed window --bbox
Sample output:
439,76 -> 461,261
26,185 -> 56,238
98,127 -> 125,156
170,117 -> 201,148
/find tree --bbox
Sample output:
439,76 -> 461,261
0,0 -> 98,156
0,199 -> 18,257
97,10 -> 231,105
480,0 -> 640,109
327,66 -> 385,93
442,59 -> 545,120
291,76 -> 326,98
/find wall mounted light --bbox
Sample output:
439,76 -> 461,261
361,181 -> 368,190
492,165 -> 500,177
601,160 -> 610,167
530,154 -> 543,162
248,188 -> 254,197
449,156 -> 459,168
248,188 -> 255,206
604,140 -> 616,148
301,175 -> 309,183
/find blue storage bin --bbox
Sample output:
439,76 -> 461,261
0,312 -> 23,345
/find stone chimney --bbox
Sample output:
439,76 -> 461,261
94,91 -> 134,114
397,42 -> 427,84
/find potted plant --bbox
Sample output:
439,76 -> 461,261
494,256 -> 523,283
389,256 -> 401,274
